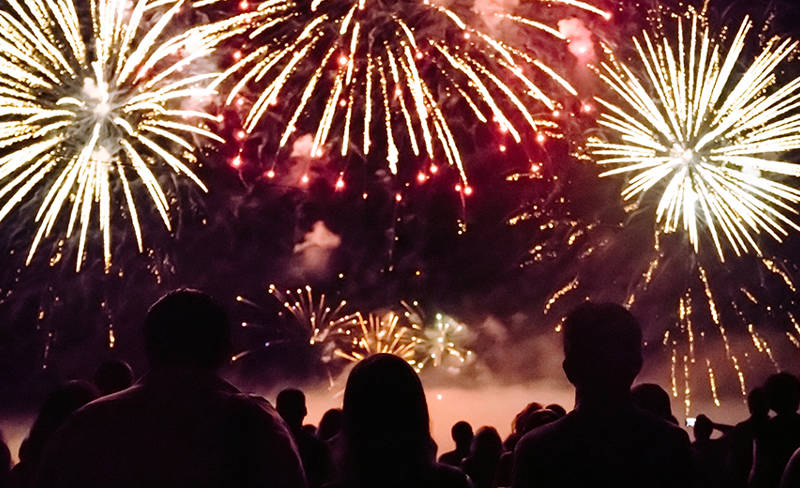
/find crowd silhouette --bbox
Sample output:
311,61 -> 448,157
1,290 -> 799,488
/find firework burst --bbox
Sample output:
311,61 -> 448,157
0,0 -> 232,271
588,11 -> 800,261
234,284 -> 357,362
334,311 -> 419,366
401,300 -> 474,371
197,0 -> 611,180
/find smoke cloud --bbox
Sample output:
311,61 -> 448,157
558,17 -> 596,62
290,221 -> 341,279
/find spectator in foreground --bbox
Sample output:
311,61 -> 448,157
462,426 -> 503,488
37,289 -> 306,488
93,359 -> 134,396
727,387 -> 769,488
438,421 -> 473,467
751,372 -> 800,488
512,302 -> 693,488
329,353 -> 469,488
10,380 -> 98,488
781,447 -> 800,488
277,388 -> 331,488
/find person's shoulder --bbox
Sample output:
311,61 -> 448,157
62,384 -> 145,426
630,407 -> 691,446
429,463 -> 471,488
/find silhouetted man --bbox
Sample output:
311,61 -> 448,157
439,421 -> 473,467
512,303 -> 693,488
751,372 -> 800,488
277,388 -> 331,488
727,387 -> 769,488
692,414 -> 728,488
37,289 -> 306,488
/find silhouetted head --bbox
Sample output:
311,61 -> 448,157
276,388 -> 307,429
145,289 -> 230,371
545,404 -> 567,418
521,409 -> 559,434
93,359 -> 134,395
23,380 -> 99,463
513,403 -> 542,434
694,414 -> 713,443
451,421 -> 473,450
318,408 -> 343,441
470,426 -> 502,461
765,372 -> 800,416
631,383 -> 673,421
562,303 -> 642,394
342,354 -> 434,476
747,387 -> 770,418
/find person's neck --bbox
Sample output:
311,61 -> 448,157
574,386 -> 633,412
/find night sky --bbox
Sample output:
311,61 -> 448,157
2,0 -> 800,410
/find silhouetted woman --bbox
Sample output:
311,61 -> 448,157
10,380 -> 98,488
328,354 -> 470,488
462,427 -> 502,488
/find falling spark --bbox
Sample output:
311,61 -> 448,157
0,0 -> 229,271
589,11 -> 800,261
198,0 -> 606,180
544,277 -> 579,314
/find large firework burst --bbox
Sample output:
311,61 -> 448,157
198,0 -> 608,180
0,0 -> 232,271
588,11 -> 800,261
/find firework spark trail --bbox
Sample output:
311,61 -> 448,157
0,0 -> 236,271
266,284 -> 350,344
589,11 -> 800,261
197,0 -> 608,179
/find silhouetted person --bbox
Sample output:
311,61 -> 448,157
10,380 -> 98,488
1,431 -> 11,488
692,414 -> 728,488
504,402 -> 543,452
462,426 -> 503,488
780,447 -> 800,488
439,421 -> 473,467
751,372 -> 800,488
632,383 -> 677,424
512,303 -> 693,488
329,354 -> 469,488
37,289 -> 306,488
545,404 -> 567,418
318,409 -> 343,442
93,359 -> 134,396
497,409 -> 558,487
727,387 -> 770,488
277,388 -> 331,488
